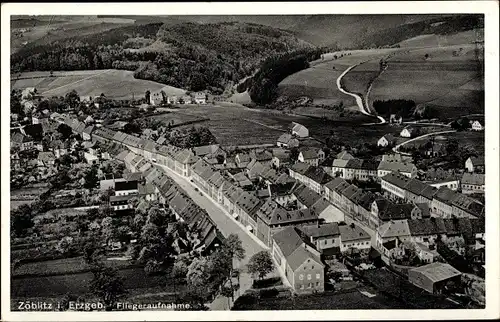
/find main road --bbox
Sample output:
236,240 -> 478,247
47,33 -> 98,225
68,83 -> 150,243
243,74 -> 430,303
154,164 -> 274,310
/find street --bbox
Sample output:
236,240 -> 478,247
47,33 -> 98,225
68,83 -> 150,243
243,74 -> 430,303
154,164 -> 274,310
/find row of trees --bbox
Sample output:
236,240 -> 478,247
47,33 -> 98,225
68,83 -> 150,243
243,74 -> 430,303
246,48 -> 325,105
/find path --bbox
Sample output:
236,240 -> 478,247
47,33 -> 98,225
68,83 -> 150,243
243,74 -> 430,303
242,118 -> 287,133
392,130 -> 457,155
153,163 -> 279,310
336,64 -> 386,124
41,69 -> 112,95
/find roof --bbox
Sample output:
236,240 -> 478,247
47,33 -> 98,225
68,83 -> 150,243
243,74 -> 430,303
272,226 -> 305,257
407,218 -> 447,236
324,177 -> 348,191
289,162 -> 311,175
174,149 -> 198,164
468,156 -> 485,166
293,184 -> 322,208
115,180 -> 138,191
433,186 -> 459,203
339,223 -> 371,242
291,122 -> 308,133
304,166 -> 332,184
461,173 -> 485,186
235,191 -> 262,219
409,262 -> 461,282
377,220 -> 411,238
109,194 -> 135,202
251,150 -> 273,162
336,151 -> 354,160
93,127 -> 117,140
381,134 -> 396,142
83,125 -> 94,135
22,124 -> 43,137
247,160 -> 267,178
12,132 -> 31,144
299,222 -> 340,238
345,159 -> 378,171
138,182 -> 156,195
143,140 -> 158,153
286,246 -> 322,271
37,152 -> 56,162
192,144 -> 219,157
277,133 -> 293,144
378,161 -> 416,174
300,149 -> 319,160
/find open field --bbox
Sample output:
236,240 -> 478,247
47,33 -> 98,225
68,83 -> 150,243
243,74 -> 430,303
411,130 -> 485,155
279,48 -> 403,106
341,61 -> 381,97
397,29 -> 483,48
11,70 -> 186,100
142,112 -> 206,128
369,45 -> 483,120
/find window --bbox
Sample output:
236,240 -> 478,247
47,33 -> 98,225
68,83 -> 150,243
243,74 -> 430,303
316,274 -> 320,279
307,274 -> 311,280
300,284 -> 304,289
312,265 -> 314,270
308,283 -> 312,288
299,274 -> 304,281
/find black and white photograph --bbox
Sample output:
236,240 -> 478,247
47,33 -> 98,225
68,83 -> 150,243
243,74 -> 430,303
1,2 -> 499,320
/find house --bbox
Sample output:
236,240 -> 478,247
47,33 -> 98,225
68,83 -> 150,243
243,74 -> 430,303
192,144 -> 222,158
109,195 -> 135,211
82,126 -> 94,141
37,152 -> 56,168
138,182 -> 157,201
174,149 -> 198,177
22,87 -> 37,99
389,114 -> 402,124
84,115 -> 94,125
272,227 -> 325,294
115,180 -> 139,196
291,122 -> 309,138
431,186 -> 484,219
381,171 -> 436,204
333,158 -> 378,181
11,153 -> 21,170
465,156 -> 485,173
250,150 -> 273,166
167,96 -> 178,104
400,126 -> 417,138
338,223 -> 371,253
460,173 -> 485,194
298,222 -> 341,253
150,92 -> 163,105
413,242 -> 440,264
298,148 -> 324,166
376,219 -> 411,252
471,120 -> 484,131
277,133 -> 299,148
426,178 -> 460,191
377,134 -> 397,147
84,152 -> 99,165
194,92 -> 207,104
408,262 -> 462,294
11,132 -> 34,151
271,149 -> 292,168
378,160 -> 417,178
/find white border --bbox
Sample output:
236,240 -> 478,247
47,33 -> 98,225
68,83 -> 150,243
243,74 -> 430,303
1,2 -> 499,321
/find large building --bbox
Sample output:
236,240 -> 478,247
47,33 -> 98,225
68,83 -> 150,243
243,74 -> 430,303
272,227 -> 325,294
408,262 -> 462,294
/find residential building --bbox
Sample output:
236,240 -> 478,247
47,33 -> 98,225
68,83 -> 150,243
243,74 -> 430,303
400,126 -> 418,138
115,180 -> 139,196
174,149 -> 198,177
376,219 -> 411,251
82,126 -> 94,141
272,227 -> 324,294
426,179 -> 460,191
378,160 -> 417,178
277,133 -> 299,148
471,120 -> 484,131
461,173 -> 485,194
465,156 -> 485,173
291,122 -> 309,138
338,223 -> 371,253
11,132 -> 34,151
84,152 -> 99,165
413,242 -> 440,264
110,195 -> 135,211
431,186 -> 484,219
389,114 -> 403,124
37,152 -> 56,168
408,262 -> 462,294
193,92 -> 207,104
377,134 -> 397,147
298,148 -> 324,166
271,149 -> 292,168
299,222 -> 341,253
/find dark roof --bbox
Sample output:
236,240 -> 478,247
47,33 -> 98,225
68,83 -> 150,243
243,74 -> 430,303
324,177 -> 347,191
339,223 -> 371,242
289,162 -> 311,175
23,124 -> 43,137
299,222 -> 340,238
12,132 -> 31,144
293,184 -> 322,208
345,158 -> 378,170
407,218 -> 447,236
115,180 -> 138,191
469,156 -> 485,166
272,226 -> 305,257
304,166 -> 332,184
461,173 -> 485,185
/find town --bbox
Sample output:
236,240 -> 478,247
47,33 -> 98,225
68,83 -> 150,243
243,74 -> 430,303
10,83 -> 485,311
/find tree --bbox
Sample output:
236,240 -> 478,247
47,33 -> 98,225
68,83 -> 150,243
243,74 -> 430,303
186,257 -> 211,288
172,255 -> 191,279
84,166 -> 99,189
145,90 -> 151,105
64,89 -> 80,109
11,204 -> 35,237
57,123 -> 73,140
89,262 -> 127,310
247,251 -> 274,280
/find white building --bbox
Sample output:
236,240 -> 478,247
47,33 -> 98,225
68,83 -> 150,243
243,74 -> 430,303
291,122 -> 309,138
471,120 -> 484,131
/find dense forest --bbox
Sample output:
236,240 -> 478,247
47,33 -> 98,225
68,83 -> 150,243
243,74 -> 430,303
372,99 -> 416,119
11,22 -> 315,94
241,48 -> 324,104
355,14 -> 483,49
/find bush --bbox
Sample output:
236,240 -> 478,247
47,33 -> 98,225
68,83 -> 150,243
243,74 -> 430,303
258,287 -> 280,298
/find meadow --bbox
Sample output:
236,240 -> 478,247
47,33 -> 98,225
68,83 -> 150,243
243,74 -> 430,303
11,70 -> 186,100
369,44 -> 484,120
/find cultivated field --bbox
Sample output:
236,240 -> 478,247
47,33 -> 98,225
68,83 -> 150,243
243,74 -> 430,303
397,29 -> 483,48
11,70 -> 186,100
369,45 -> 484,120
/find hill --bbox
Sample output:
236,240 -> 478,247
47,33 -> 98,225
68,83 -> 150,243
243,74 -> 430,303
11,21 -> 315,95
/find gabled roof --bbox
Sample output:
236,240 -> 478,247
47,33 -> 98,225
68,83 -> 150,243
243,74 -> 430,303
336,151 -> 354,160
272,226 -> 305,257
331,159 -> 349,168
115,180 -> 138,191
235,191 -> 262,219
324,177 -> 348,191
380,134 -> 396,142
300,149 -> 319,160
461,173 -> 485,186
409,262 -> 461,282
345,158 -> 378,171
22,124 -> 43,137
287,245 -> 323,271
12,132 -> 31,144
293,184 -> 322,208
299,222 -> 340,238
407,218 -> 447,236
289,162 -> 311,175
291,122 -> 308,133
378,161 -> 416,173
468,156 -> 485,166
192,144 -> 220,157
377,220 -> 411,238
247,160 -> 267,178
304,166 -> 332,184
251,150 -> 273,162
38,151 -> 56,162
339,223 -> 370,242
174,149 -> 198,164
83,125 -> 94,135
143,140 -> 158,153
115,150 -> 130,162
93,127 -> 117,140
277,133 -> 293,144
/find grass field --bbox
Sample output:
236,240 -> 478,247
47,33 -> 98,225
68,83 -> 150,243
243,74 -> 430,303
397,29 -> 483,48
369,45 -> 484,120
142,112 -> 206,128
341,61 -> 381,97
411,130 -> 485,155
11,70 -> 186,100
